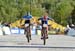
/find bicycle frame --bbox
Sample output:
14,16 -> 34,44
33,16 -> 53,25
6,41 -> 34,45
42,27 -> 47,45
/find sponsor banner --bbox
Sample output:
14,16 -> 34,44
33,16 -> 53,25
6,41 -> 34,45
2,26 -> 11,35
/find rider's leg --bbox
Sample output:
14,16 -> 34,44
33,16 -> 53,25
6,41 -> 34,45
44,21 -> 48,39
46,26 -> 48,39
25,20 -> 28,37
26,20 -> 31,40
29,23 -> 32,40
41,27 -> 43,39
29,29 -> 32,40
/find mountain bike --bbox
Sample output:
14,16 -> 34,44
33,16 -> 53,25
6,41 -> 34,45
42,24 -> 47,45
25,24 -> 31,43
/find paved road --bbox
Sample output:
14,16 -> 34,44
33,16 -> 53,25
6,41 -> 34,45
0,35 -> 75,51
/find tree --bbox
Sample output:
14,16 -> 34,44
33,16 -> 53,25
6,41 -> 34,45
0,0 -> 75,26
53,1 -> 73,26
71,6 -> 75,24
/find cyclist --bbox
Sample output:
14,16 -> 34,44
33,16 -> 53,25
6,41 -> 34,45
23,12 -> 33,40
38,13 -> 53,39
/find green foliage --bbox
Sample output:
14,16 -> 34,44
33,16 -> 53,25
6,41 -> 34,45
53,1 -> 74,25
0,0 -> 75,26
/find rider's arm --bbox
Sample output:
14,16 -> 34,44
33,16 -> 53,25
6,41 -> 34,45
38,18 -> 42,25
38,18 -> 40,20
38,17 -> 42,20
48,17 -> 54,21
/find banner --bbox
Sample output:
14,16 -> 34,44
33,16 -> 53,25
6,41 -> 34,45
11,28 -> 20,34
2,26 -> 11,35
0,27 -> 3,35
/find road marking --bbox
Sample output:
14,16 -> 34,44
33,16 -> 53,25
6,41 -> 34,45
0,45 -> 75,49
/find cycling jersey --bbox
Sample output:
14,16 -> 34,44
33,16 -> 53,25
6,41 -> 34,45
38,17 -> 53,25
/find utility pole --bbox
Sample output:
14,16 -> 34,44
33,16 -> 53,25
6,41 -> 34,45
30,0 -> 32,14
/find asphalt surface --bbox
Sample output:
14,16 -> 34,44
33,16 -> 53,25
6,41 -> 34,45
0,35 -> 75,51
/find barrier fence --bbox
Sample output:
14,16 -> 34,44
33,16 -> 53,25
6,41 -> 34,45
0,26 -> 37,35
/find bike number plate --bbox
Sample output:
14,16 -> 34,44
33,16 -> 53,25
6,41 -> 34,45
25,24 -> 29,27
43,24 -> 47,27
